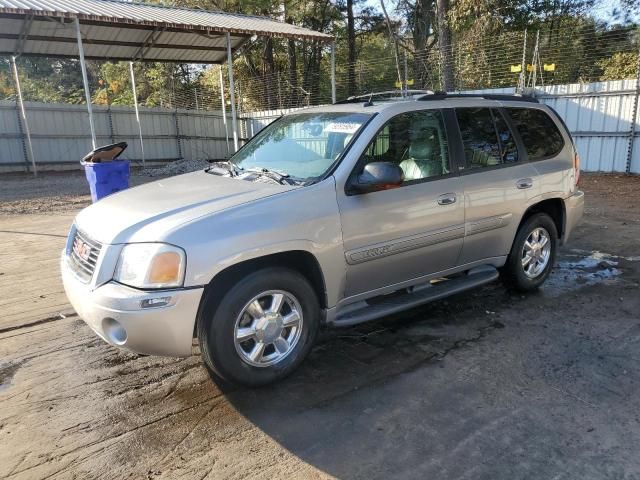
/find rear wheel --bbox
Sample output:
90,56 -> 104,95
502,213 -> 558,292
198,267 -> 320,387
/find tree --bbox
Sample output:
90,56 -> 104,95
436,0 -> 455,90
347,0 -> 357,96
395,0 -> 437,89
1,0 -> 637,109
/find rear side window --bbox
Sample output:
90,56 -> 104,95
455,108 -> 519,170
506,108 -> 565,160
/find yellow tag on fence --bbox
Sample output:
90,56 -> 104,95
544,63 -> 556,71
510,65 -> 522,73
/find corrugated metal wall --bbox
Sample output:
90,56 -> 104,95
1,79 -> 639,173
0,101 -> 245,170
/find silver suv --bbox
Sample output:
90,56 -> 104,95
61,93 -> 584,386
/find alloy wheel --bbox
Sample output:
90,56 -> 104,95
521,227 -> 552,279
233,290 -> 303,367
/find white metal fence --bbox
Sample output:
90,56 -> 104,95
0,101 -> 251,170
1,80 -> 639,173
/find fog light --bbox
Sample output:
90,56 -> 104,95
103,317 -> 127,345
141,296 -> 172,309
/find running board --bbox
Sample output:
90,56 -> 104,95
331,266 -> 499,327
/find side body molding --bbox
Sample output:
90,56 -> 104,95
465,213 -> 513,236
345,224 -> 466,265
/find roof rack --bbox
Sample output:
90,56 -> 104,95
334,90 -> 434,104
417,92 -> 539,103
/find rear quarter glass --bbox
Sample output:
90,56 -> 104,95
505,107 -> 565,161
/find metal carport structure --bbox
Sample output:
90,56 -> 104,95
0,0 -> 335,175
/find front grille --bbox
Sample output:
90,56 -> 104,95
68,229 -> 102,282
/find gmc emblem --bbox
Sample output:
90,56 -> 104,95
73,238 -> 92,261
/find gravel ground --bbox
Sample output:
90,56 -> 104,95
1,173 -> 640,479
0,159 -> 209,215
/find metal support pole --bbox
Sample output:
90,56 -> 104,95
174,109 -> 182,160
129,61 -> 145,167
518,29 -> 527,94
107,106 -> 115,144
218,65 -> 230,156
625,47 -> 640,174
10,56 -> 36,176
226,32 -> 239,152
331,42 -> 337,104
75,17 -> 96,149
403,51 -> 409,96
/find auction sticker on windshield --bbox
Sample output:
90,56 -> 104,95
325,122 -> 361,134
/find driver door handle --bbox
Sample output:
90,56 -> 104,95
437,193 -> 457,206
516,178 -> 533,189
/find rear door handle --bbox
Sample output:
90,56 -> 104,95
516,178 -> 533,189
437,193 -> 457,206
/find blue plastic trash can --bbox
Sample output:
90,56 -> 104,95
82,159 -> 130,202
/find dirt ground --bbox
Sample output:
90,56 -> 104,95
0,168 -> 176,215
1,172 -> 640,479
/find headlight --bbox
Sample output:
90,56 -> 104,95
114,243 -> 186,289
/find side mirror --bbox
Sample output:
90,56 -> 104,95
350,162 -> 404,194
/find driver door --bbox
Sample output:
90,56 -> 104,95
336,109 -> 465,298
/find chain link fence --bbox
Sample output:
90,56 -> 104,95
149,25 -> 640,115
2,25 -> 638,112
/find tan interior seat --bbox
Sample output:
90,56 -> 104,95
399,137 -> 443,181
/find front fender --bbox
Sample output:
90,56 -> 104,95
168,178 -> 346,308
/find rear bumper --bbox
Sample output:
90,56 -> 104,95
563,190 -> 585,244
61,253 -> 203,357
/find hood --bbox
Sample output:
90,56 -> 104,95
75,170 -> 290,244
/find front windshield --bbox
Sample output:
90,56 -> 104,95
230,112 -> 371,182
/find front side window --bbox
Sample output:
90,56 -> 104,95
506,108 -> 565,160
360,109 -> 450,182
230,112 -> 371,182
456,108 -> 519,170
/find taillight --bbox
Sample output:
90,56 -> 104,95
574,150 -> 581,186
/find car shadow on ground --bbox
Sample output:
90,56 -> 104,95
214,282 -> 518,476
211,244 -> 638,478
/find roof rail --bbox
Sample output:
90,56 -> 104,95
334,90 -> 434,104
417,92 -> 539,103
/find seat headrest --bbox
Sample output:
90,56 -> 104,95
408,126 -> 438,160
409,140 -> 433,160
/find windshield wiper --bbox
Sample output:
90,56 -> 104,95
206,161 -> 241,177
245,167 -> 297,186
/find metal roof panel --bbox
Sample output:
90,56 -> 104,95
0,0 -> 333,41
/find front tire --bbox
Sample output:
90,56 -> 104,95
502,213 -> 558,292
198,267 -> 320,387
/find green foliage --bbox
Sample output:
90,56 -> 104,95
0,0 -> 637,109
598,52 -> 639,80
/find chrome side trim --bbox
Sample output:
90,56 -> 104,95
345,225 -> 465,265
465,213 -> 513,236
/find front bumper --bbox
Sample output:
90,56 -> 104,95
563,190 -> 585,244
61,253 -> 203,357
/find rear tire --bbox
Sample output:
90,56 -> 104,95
198,267 -> 320,387
502,213 -> 558,292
